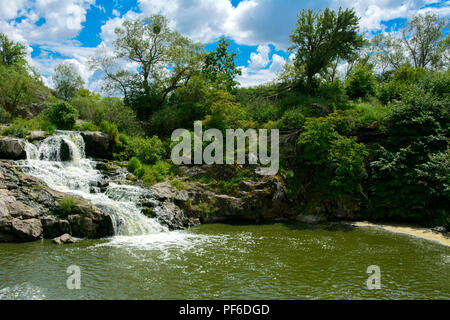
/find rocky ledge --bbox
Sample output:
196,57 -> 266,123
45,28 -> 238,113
0,161 -> 114,242
148,165 -> 294,227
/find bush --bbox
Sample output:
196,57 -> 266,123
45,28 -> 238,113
275,108 -> 306,130
99,121 -> 119,146
58,196 -> 79,217
297,117 -> 368,199
126,136 -> 166,165
45,102 -> 78,130
367,85 -> 449,227
128,157 -> 142,173
0,107 -> 11,123
317,79 -> 348,106
345,65 -> 376,99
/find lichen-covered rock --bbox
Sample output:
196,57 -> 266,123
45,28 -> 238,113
0,137 -> 26,160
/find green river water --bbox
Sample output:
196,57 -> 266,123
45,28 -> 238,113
0,223 -> 449,300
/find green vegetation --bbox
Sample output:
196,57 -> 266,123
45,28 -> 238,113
1,10 -> 448,227
57,196 -> 79,217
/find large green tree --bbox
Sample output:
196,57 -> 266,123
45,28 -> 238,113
289,8 -> 363,94
53,63 -> 85,101
90,15 -> 203,120
202,37 -> 241,90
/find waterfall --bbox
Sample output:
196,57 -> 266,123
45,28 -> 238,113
20,131 -> 168,236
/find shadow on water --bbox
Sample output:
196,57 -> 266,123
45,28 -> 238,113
282,221 -> 356,232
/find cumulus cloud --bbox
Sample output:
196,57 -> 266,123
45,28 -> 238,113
0,0 -> 448,89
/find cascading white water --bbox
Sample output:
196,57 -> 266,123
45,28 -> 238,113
20,131 -> 168,236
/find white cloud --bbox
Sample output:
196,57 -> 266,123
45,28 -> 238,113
238,47 -> 288,87
248,44 -> 270,69
1,0 -> 448,89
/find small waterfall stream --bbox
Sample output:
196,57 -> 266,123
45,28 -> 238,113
19,131 -> 168,236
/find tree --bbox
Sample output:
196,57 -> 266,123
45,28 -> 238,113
91,15 -> 204,120
370,34 -> 408,73
370,13 -> 448,72
53,63 -> 85,101
202,37 -> 242,90
402,13 -> 448,70
0,33 -> 27,67
289,8 -> 364,94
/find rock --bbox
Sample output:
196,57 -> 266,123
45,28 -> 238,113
150,166 -> 292,226
80,132 -> 112,159
27,131 -> 49,142
67,202 -> 114,238
0,161 -> 113,242
41,216 -> 71,238
0,137 -> 26,160
0,218 -> 42,242
432,226 -> 447,234
52,233 -> 75,245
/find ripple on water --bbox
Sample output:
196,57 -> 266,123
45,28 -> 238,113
0,283 -> 46,300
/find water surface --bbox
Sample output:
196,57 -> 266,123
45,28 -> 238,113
1,223 -> 449,300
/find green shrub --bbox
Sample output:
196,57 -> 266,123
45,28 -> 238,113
58,196 -> 79,217
44,101 -> 78,130
345,65 -> 376,99
317,79 -> 348,106
128,157 -> 142,173
276,108 -> 306,130
126,136 -> 166,165
298,117 -> 368,199
99,121 -> 119,146
0,107 -> 11,123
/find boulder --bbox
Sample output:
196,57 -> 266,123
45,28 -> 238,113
41,216 -> 71,238
80,132 -> 112,159
67,202 -> 114,238
27,131 -> 49,142
0,218 -> 42,242
0,137 -> 26,160
432,226 -> 447,234
52,233 -> 75,245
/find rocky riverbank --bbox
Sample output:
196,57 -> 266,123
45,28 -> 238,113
0,161 -> 114,242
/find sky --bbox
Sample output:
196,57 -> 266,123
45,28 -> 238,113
0,0 -> 449,91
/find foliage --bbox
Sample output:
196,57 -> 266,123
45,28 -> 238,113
202,37 -> 242,90
90,14 -> 204,119
0,33 -> 27,67
345,65 -> 376,99
289,8 -> 364,93
297,117 -> 368,199
125,136 -> 166,165
58,196 -> 79,217
0,64 -> 49,116
367,83 -> 449,227
44,101 -> 78,130
53,63 -> 85,101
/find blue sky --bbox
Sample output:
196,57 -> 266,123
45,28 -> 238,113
0,0 -> 448,90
